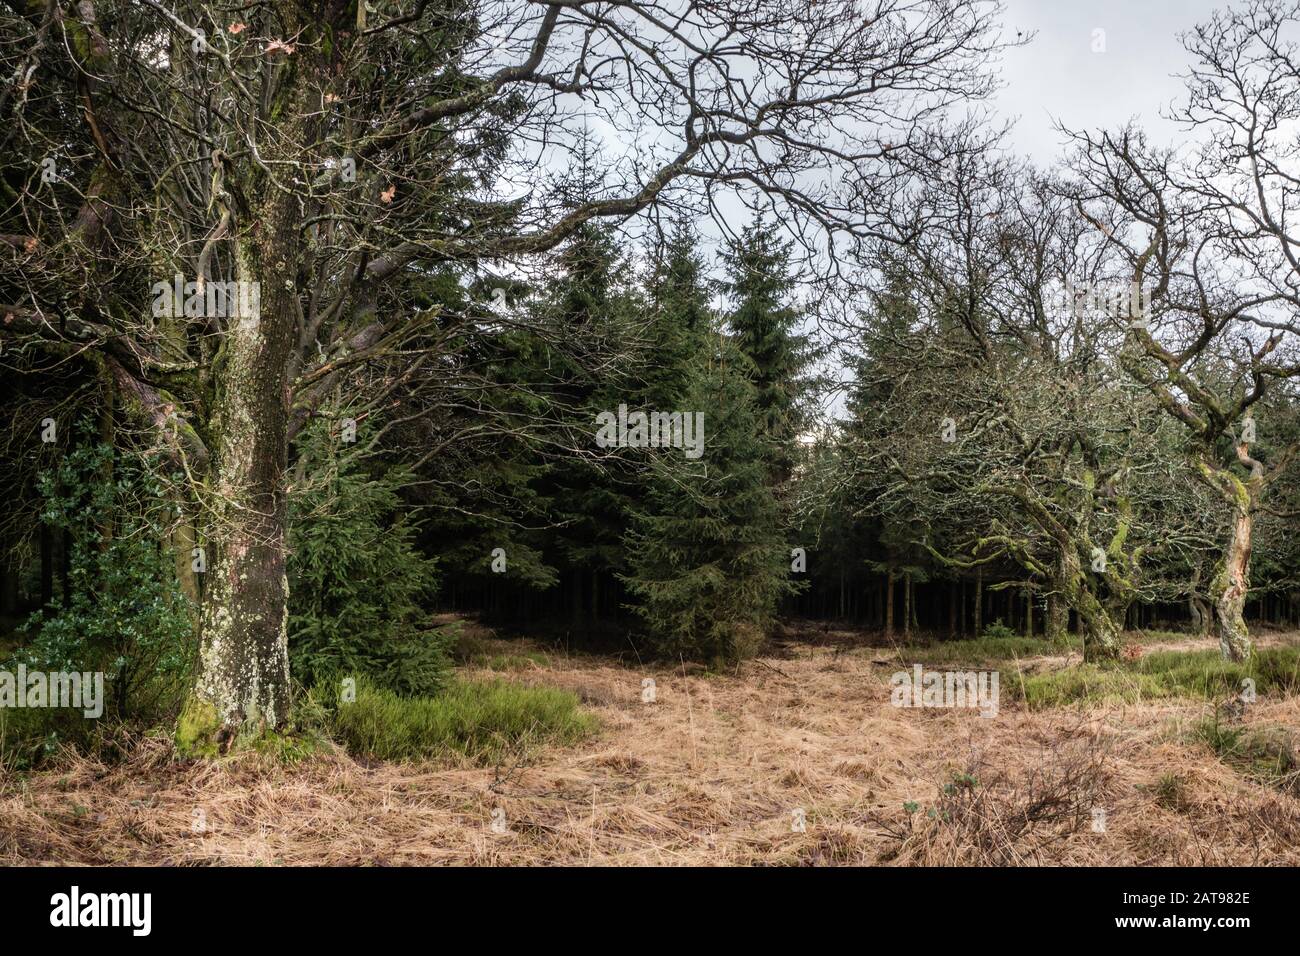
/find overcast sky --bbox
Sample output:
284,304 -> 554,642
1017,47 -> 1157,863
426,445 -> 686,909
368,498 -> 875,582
993,0 -> 1227,164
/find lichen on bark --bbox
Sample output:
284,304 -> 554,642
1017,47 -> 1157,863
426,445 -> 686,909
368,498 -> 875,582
182,60 -> 308,751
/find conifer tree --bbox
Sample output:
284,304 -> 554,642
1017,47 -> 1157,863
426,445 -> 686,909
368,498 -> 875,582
641,219 -> 710,409
720,218 -> 817,487
622,341 -> 793,663
529,150 -> 646,622
622,226 -> 793,662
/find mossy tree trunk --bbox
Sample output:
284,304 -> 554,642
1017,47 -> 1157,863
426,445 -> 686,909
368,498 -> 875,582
180,70 -> 306,753
1212,508 -> 1254,662
1197,450 -> 1261,663
184,277 -> 296,747
1045,590 -> 1065,641
1059,549 -> 1121,661
1189,596 -> 1214,637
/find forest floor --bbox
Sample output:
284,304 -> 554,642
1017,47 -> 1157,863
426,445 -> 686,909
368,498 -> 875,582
2,618 -> 1299,865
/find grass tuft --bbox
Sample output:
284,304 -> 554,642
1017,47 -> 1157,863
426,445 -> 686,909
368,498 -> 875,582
472,651 -> 553,672
1012,646 -> 1300,708
906,633 -> 1081,666
1193,716 -> 1299,794
331,676 -> 597,763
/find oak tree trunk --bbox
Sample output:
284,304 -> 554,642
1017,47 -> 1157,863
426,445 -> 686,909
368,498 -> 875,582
1061,550 -> 1120,661
179,62 -> 306,751
1214,509 -> 1254,662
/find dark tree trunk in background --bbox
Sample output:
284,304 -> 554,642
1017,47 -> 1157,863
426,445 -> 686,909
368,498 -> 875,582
885,570 -> 896,637
39,524 -> 52,612
960,579 -> 967,636
0,536 -> 17,616
60,528 -> 71,608
902,572 -> 912,639
948,581 -> 957,638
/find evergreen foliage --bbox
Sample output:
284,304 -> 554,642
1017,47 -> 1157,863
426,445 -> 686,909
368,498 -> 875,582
287,420 -> 454,697
15,429 -> 193,722
620,224 -> 794,663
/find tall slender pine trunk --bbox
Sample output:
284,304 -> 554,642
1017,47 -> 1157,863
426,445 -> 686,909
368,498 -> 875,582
884,569 -> 896,637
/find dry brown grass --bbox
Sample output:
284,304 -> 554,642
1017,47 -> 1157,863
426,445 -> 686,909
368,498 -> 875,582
2,627 -> 1299,866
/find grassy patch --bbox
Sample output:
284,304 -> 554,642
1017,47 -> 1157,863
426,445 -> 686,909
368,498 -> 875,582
1010,646 -> 1300,708
331,676 -> 597,763
0,704 -> 122,771
1193,717 -> 1299,794
250,729 -> 322,764
1151,772 -> 1191,812
1128,629 -> 1200,644
904,634 -> 1081,666
471,650 -> 553,672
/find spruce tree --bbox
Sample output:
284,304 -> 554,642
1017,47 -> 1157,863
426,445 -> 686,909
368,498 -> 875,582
622,225 -> 793,663
530,179 -> 645,623
719,218 -> 817,487
641,218 -> 710,409
622,338 -> 793,663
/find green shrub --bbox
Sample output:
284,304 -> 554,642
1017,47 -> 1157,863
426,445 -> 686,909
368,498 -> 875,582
288,418 -> 453,697
3,435 -> 194,767
18,440 -> 194,709
331,676 -> 596,762
979,619 -> 1018,641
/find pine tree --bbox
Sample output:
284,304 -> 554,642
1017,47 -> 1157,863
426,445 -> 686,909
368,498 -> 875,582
622,225 -> 793,663
719,218 -> 817,487
622,339 -> 793,663
529,176 -> 645,623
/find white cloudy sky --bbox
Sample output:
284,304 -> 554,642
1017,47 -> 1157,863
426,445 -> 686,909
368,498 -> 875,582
994,0 -> 1226,164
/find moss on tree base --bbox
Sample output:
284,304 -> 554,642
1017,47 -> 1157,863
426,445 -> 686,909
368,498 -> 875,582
174,698 -> 221,758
